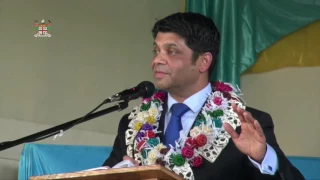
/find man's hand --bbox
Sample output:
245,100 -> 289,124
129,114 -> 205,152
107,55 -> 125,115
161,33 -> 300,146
223,104 -> 267,163
123,155 -> 140,166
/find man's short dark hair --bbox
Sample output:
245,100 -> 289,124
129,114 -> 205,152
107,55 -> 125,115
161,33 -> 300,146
151,12 -> 220,78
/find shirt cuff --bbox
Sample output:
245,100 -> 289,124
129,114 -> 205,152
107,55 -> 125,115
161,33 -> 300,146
248,143 -> 278,175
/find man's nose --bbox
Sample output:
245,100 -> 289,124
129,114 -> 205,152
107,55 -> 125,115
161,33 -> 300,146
152,53 -> 167,65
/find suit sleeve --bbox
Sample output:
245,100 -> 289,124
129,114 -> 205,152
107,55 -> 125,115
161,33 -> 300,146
102,113 -> 130,167
244,111 -> 305,180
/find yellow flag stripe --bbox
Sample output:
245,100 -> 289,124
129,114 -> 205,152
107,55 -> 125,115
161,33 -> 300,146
244,20 -> 320,74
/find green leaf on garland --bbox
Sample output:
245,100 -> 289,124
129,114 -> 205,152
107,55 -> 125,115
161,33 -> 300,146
210,109 -> 224,118
147,138 -> 159,147
141,149 -> 151,159
213,118 -> 223,128
140,103 -> 151,111
152,99 -> 161,107
195,119 -> 206,126
172,154 -> 185,166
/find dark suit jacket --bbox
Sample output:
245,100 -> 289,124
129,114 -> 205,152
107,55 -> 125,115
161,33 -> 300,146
103,102 -> 305,180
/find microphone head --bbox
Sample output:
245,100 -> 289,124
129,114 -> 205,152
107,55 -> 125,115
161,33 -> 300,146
138,81 -> 155,98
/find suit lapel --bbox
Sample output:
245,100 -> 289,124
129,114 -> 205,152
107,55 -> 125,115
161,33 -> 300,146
158,93 -> 168,143
187,98 -> 209,137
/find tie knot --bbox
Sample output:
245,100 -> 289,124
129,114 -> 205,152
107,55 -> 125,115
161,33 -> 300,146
171,103 -> 190,118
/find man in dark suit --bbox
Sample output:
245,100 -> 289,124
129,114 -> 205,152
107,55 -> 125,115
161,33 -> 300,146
103,12 -> 304,180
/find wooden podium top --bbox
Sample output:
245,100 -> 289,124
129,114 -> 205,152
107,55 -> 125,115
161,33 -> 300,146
29,165 -> 184,180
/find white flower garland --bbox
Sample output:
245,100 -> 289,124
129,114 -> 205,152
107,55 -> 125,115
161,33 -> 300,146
124,82 -> 245,180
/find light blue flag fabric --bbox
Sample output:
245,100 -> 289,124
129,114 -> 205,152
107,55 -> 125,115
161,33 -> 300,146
18,143 -> 112,180
17,143 -> 320,180
287,156 -> 320,180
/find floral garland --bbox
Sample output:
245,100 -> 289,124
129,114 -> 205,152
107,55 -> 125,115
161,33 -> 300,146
125,81 -> 244,179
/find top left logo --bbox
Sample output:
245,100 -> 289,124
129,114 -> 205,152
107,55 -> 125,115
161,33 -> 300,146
34,19 -> 51,38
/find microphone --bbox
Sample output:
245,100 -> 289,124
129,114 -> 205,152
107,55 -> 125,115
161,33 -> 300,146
0,81 -> 155,151
105,81 -> 155,103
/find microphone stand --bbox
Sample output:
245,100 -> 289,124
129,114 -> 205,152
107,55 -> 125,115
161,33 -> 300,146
0,100 -> 129,152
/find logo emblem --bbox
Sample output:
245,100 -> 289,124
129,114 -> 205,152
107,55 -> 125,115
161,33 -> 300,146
34,19 -> 51,37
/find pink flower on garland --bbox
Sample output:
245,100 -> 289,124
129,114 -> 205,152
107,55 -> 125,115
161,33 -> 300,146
153,91 -> 166,101
214,82 -> 233,92
206,103 -> 212,108
181,146 -> 194,159
213,97 -> 222,106
142,97 -> 152,103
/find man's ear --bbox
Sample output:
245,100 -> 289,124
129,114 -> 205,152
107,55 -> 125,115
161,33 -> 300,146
199,52 -> 212,73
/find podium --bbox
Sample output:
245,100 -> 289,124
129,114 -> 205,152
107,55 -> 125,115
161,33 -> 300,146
29,165 -> 184,180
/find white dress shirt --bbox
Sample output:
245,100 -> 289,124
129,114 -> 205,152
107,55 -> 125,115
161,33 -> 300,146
164,83 -> 278,175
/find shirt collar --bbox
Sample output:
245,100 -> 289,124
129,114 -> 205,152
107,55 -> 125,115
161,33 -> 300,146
167,83 -> 212,113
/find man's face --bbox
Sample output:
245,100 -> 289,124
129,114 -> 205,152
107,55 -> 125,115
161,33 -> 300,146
151,32 -> 200,91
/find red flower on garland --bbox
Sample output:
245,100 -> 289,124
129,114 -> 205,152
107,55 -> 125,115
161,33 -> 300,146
160,148 -> 169,155
222,92 -> 232,100
185,137 -> 198,149
196,134 -> 207,147
192,156 -> 203,167
142,97 -> 152,103
137,141 -> 146,152
214,82 -> 233,92
154,91 -> 166,101
145,130 -> 156,138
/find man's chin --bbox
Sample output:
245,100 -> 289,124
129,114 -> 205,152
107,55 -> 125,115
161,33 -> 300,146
153,79 -> 169,91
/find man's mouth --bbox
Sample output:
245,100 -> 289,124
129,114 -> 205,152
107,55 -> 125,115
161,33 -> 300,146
154,71 -> 167,78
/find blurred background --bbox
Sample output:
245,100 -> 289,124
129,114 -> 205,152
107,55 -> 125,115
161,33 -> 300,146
0,0 -> 319,179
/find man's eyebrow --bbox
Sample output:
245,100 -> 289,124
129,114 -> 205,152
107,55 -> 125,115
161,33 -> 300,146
165,43 -> 178,48
153,42 -> 179,48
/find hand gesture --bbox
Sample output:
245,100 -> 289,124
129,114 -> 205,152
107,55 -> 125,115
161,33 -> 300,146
223,104 -> 266,163
123,155 -> 140,166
